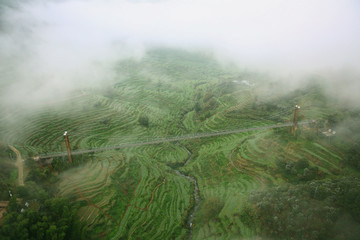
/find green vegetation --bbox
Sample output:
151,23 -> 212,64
0,196 -> 87,240
138,115 -> 149,128
0,143 -> 16,200
0,48 -> 359,239
198,197 -> 224,223
247,177 -> 360,239
0,156 -> 88,240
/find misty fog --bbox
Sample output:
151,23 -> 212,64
1,0 -> 360,110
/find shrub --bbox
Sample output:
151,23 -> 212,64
138,115 -> 149,127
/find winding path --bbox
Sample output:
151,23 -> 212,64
9,145 -> 24,186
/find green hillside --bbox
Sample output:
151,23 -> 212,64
0,48 -> 359,240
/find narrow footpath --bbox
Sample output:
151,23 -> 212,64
9,145 -> 24,186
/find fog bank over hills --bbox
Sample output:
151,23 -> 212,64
1,0 -> 360,110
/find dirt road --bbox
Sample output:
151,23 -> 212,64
9,145 -> 24,186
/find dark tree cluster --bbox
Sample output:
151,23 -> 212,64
0,154 -> 90,240
344,143 -> 360,170
51,153 -> 93,173
275,158 -> 324,182
0,144 -> 16,200
138,115 -> 149,127
247,177 -> 360,240
0,196 -> 87,240
0,149 -> 94,240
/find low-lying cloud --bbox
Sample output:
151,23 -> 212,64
1,0 -> 360,109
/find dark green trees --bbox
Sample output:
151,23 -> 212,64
138,115 -> 149,127
248,177 -> 360,239
0,197 -> 87,240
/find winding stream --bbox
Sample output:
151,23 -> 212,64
172,144 -> 201,240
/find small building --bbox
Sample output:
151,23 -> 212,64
322,129 -> 336,137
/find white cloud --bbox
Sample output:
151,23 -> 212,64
1,0 -> 360,108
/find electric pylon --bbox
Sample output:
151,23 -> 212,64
64,131 -> 72,163
291,105 -> 300,135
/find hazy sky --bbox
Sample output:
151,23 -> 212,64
1,0 -> 360,108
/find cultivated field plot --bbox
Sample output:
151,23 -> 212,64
0,49 -> 346,239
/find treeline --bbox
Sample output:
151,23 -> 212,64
241,177 -> 360,239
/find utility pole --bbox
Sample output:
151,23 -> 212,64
291,105 -> 300,135
64,131 -> 72,163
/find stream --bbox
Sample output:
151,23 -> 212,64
172,144 -> 200,240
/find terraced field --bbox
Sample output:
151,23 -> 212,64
0,48 -> 346,239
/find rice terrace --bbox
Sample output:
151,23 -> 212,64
1,47 -> 360,240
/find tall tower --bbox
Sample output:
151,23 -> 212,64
291,105 -> 300,135
64,131 -> 72,163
